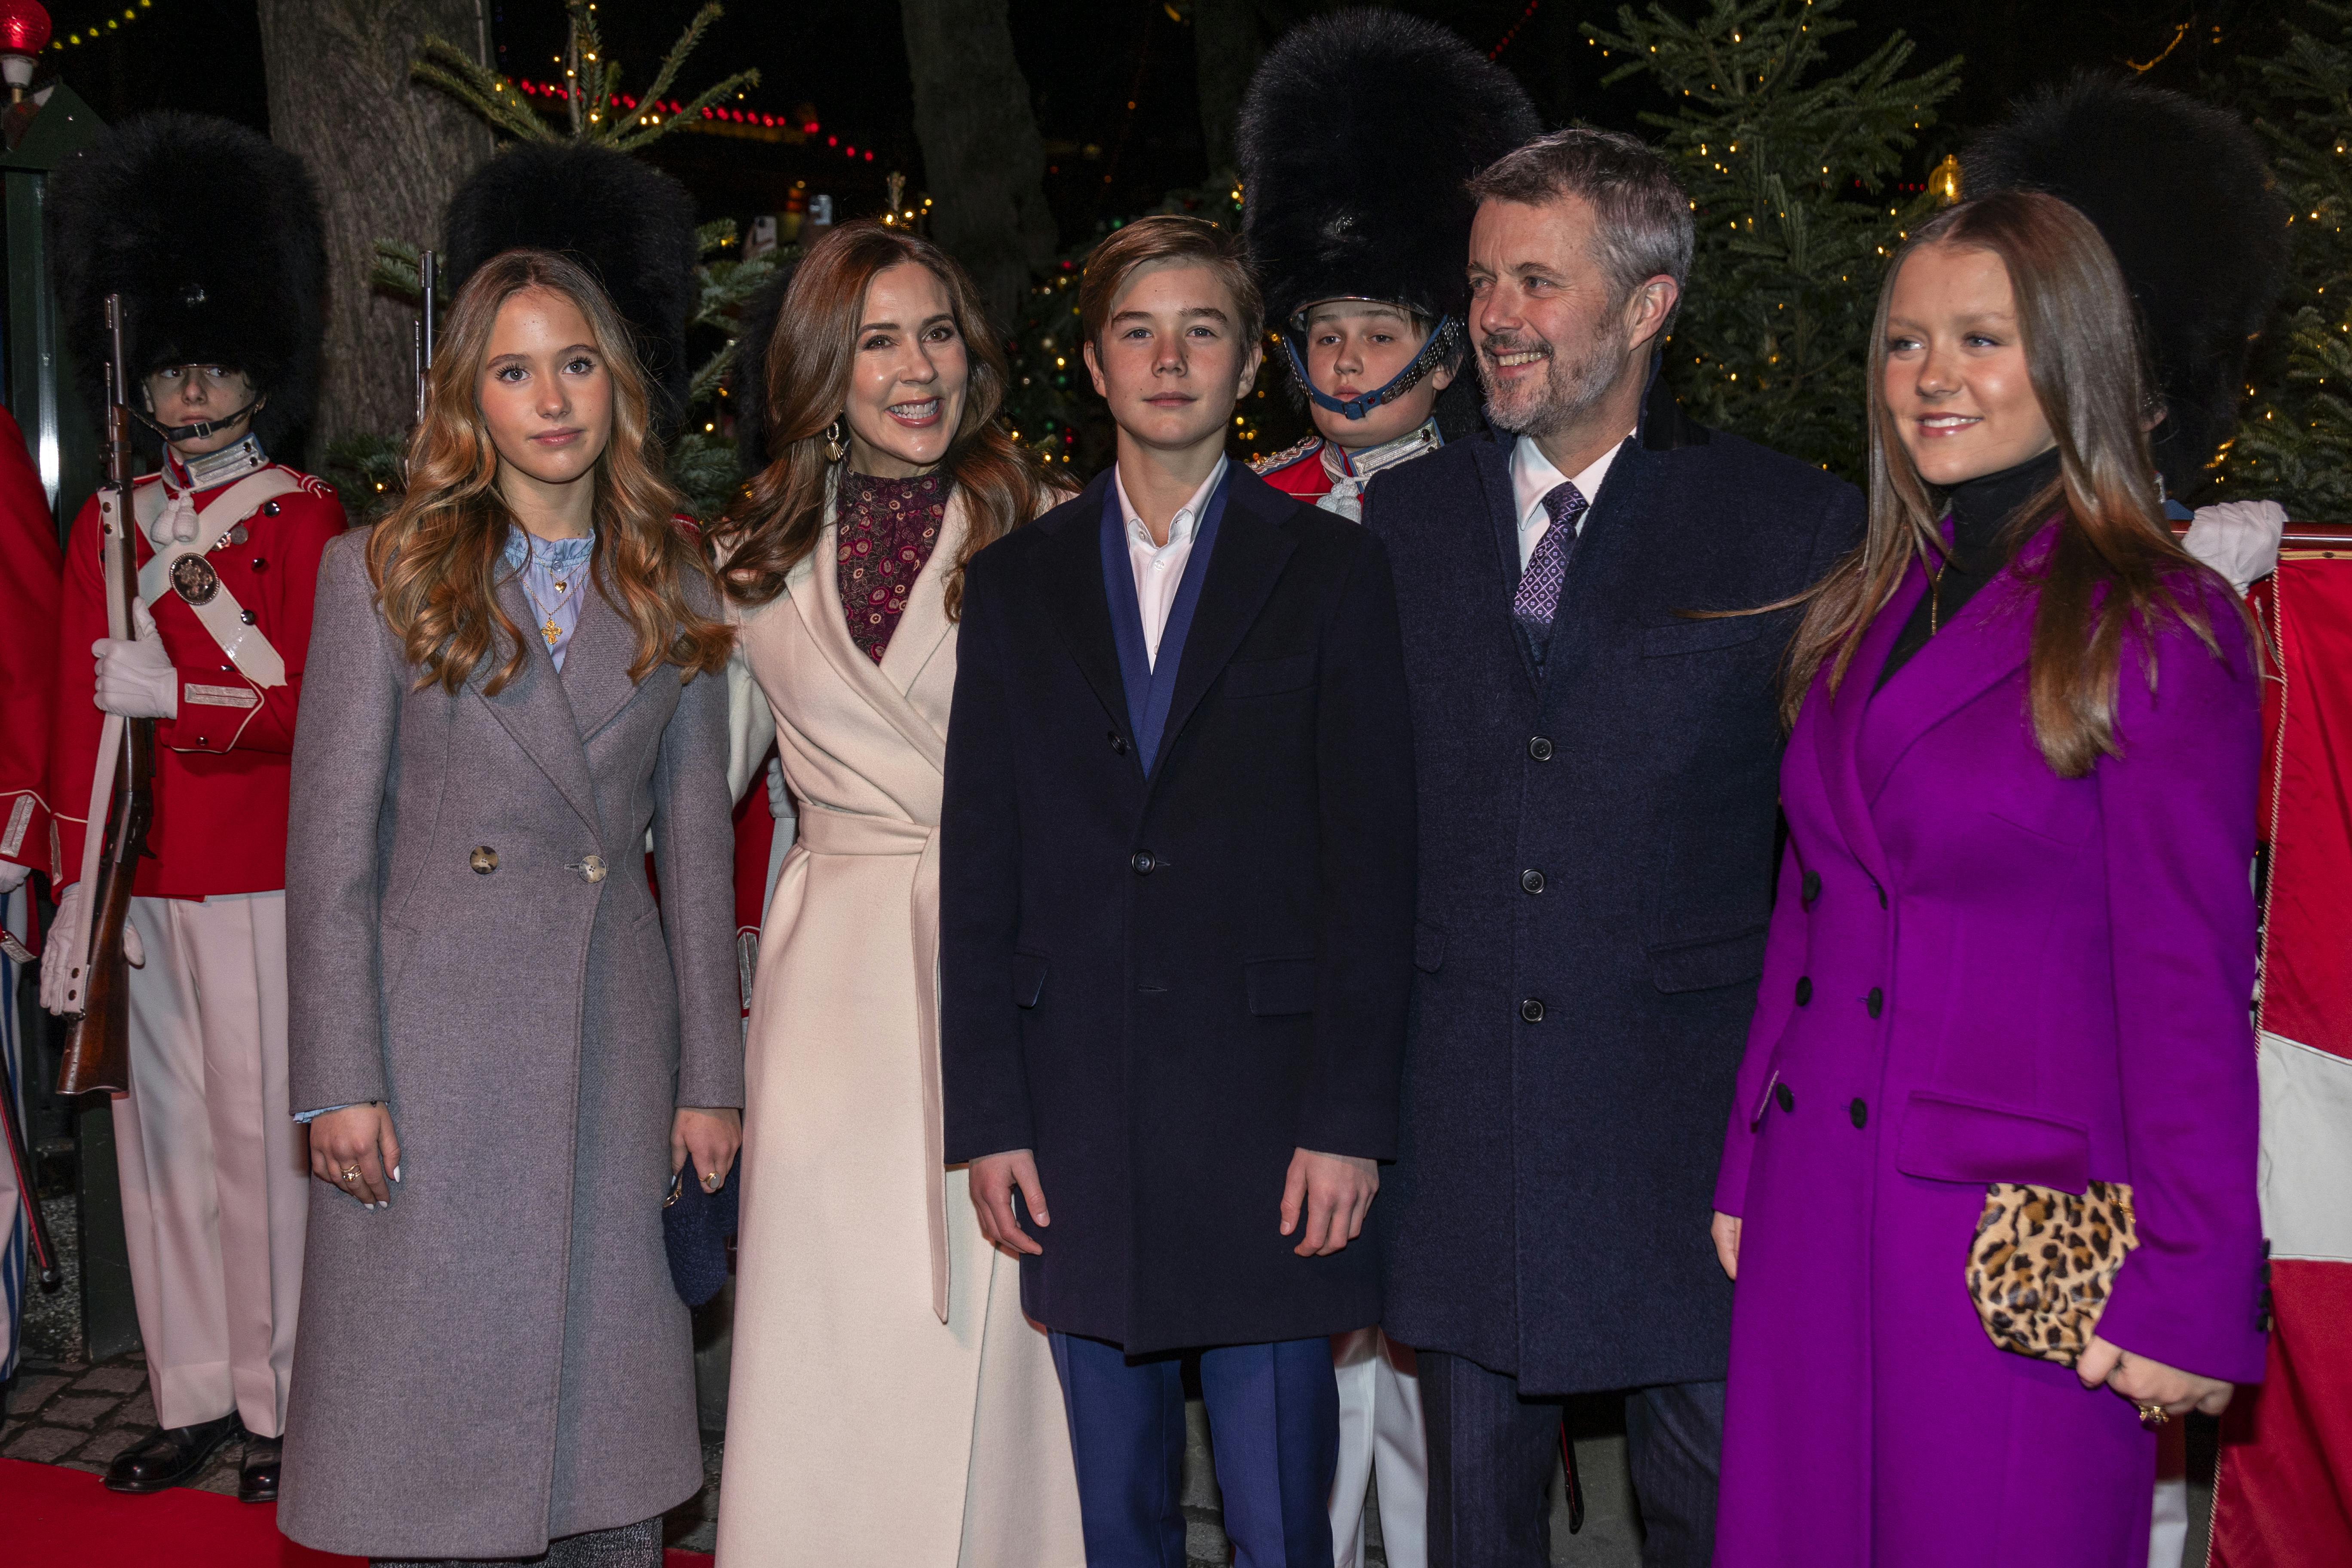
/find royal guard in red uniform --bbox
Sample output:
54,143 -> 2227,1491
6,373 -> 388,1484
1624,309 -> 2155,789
0,403 -> 58,894
38,111 -> 340,1502
1238,14 -> 1536,534
1234,15 -> 1539,1567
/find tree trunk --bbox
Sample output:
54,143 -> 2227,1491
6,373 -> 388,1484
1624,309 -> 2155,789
255,0 -> 492,458
900,0 -> 1059,334
1193,0 -> 1268,177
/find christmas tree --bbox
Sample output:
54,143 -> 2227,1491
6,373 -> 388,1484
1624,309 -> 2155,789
1584,0 -> 1961,479
2218,2 -> 2352,521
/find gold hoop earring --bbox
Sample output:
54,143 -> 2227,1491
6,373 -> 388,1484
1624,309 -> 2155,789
822,416 -> 847,464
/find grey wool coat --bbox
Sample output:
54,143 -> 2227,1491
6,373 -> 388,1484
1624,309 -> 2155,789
275,532 -> 741,1559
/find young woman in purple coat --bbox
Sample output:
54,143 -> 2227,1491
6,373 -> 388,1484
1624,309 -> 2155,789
1709,189 -> 2266,1566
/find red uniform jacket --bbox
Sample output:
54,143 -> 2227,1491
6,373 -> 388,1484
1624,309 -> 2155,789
48,460 -> 349,897
1252,436 -> 1335,505
0,406 -> 60,873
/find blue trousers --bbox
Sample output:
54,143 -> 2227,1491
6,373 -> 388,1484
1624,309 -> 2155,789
1049,1332 -> 1339,1568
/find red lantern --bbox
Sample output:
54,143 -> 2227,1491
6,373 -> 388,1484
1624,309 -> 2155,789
0,0 -> 50,58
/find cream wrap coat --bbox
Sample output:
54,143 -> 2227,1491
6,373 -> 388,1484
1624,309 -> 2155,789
715,491 -> 1082,1567
279,534 -> 740,1558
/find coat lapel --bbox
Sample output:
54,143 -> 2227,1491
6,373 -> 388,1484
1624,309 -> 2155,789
1154,468 -> 1298,776
481,576 -> 605,845
558,576 -> 640,743
876,493 -> 968,704
790,512 -> 949,773
1039,471 -> 1134,739
1534,436 -> 1649,705
1471,434 -> 1541,692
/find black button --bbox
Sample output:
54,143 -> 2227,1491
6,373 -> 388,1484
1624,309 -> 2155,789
251,557 -> 267,571
260,499 -> 281,517
1774,1082 -> 1795,1113
1130,851 -> 1156,875
1850,1097 -> 1868,1128
1519,998 -> 1545,1023
1866,986 -> 1883,1019
1801,870 -> 1821,908
1794,977 -> 1813,1005
1109,732 -> 1128,755
1527,736 -> 1554,761
239,609 -> 256,625
1520,868 -> 1545,894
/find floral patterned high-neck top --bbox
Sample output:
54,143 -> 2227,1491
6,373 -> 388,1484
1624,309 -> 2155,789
836,468 -> 948,663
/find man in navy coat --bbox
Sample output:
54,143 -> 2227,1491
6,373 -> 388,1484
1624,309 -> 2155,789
940,214 -> 1417,1566
1360,131 -> 1863,1566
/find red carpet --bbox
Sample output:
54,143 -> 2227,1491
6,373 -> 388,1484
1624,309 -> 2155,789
0,1458 -> 716,1566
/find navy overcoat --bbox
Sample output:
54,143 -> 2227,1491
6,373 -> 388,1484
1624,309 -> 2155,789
940,463 -> 1417,1354
1360,393 -> 1862,1393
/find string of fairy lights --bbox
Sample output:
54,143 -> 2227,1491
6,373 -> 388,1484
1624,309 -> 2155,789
45,0 -> 153,50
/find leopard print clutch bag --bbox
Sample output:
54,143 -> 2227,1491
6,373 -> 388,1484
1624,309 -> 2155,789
1966,1181 -> 2138,1366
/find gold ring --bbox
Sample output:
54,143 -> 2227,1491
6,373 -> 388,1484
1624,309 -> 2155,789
340,1167 -> 361,1184
2138,1402 -> 2170,1428
703,1170 -> 721,1186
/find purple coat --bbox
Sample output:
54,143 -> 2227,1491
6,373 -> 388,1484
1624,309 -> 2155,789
1713,528 -> 2268,1568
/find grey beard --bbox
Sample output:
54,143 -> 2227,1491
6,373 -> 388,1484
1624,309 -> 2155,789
1480,323 -> 1628,441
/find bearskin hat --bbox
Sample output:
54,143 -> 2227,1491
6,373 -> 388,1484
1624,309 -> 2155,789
1237,9 -> 1541,332
47,111 -> 327,459
444,142 -> 701,441
726,257 -> 797,475
1963,75 -> 2291,496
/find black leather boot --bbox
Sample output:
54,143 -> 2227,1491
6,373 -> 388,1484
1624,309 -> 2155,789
239,1434 -> 282,1503
102,1412 -> 240,1494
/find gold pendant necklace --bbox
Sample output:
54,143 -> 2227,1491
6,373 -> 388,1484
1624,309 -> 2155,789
1929,564 -> 1945,636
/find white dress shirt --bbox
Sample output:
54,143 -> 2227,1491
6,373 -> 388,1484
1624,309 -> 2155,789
1509,430 -> 1635,569
1115,459 -> 1227,668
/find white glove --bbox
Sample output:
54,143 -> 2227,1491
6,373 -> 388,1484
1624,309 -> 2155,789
766,754 -> 790,820
2183,500 -> 2287,596
146,490 -> 199,548
92,600 -> 178,720
39,882 -> 147,1015
0,860 -> 28,894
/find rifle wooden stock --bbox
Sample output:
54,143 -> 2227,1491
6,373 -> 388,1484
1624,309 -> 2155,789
58,297 -> 150,1098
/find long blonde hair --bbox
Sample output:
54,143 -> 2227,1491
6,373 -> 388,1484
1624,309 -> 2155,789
1782,191 -> 2229,777
367,248 -> 732,694
706,222 -> 1064,613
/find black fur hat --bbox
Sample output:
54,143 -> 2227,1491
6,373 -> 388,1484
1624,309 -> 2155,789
1964,75 -> 2291,496
726,257 -> 797,475
47,111 -> 327,459
444,142 -> 701,441
1237,8 -> 1541,332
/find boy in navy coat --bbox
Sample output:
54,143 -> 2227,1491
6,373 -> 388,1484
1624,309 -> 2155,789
940,215 -> 1417,1565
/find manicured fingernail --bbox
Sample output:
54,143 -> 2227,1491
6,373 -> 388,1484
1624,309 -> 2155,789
392,1166 -> 401,1182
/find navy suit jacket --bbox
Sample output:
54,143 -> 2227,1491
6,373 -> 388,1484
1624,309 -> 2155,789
940,462 -> 1418,1354
1361,391 -> 1863,1393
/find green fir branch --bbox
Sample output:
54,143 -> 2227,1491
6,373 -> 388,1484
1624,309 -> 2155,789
412,36 -> 557,143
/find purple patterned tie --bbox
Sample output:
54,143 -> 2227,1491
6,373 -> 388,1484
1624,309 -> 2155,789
1513,481 -> 1589,661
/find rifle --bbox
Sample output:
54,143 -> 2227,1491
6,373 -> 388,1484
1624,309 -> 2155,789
0,1051 -> 59,1291
56,293 -> 150,1097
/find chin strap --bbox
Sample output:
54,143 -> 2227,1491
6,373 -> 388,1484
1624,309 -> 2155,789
1281,315 -> 1463,421
133,399 -> 263,444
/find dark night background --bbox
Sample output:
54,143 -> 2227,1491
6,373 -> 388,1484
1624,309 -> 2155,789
29,0 -> 2297,251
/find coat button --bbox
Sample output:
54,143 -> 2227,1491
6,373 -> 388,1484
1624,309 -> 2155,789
239,608 -> 256,625
1850,1097 -> 1868,1129
577,854 -> 608,884
1519,998 -> 1545,1023
260,499 -> 281,517
1109,732 -> 1129,755
1775,1082 -> 1795,1113
1130,851 -> 1156,876
1795,977 -> 1812,1005
1527,736 -> 1554,761
1801,870 -> 1821,908
469,846 -> 498,875
1520,868 -> 1545,894
251,557 -> 267,571
1866,986 -> 1883,1018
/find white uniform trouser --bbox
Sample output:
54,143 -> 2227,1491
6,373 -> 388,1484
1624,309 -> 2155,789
116,891 -> 305,1436
2149,1419 -> 2190,1568
1331,1327 -> 1427,1568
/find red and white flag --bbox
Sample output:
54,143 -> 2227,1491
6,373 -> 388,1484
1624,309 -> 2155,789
2211,554 -> 2352,1565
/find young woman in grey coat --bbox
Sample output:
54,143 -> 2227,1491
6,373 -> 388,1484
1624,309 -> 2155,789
276,248 -> 742,1566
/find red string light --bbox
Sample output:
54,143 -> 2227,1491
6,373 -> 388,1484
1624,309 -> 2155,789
1488,0 -> 1539,61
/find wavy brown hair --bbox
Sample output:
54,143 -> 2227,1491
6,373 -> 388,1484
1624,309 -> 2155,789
367,248 -> 732,694
1782,190 -> 2236,778
708,222 -> 1065,612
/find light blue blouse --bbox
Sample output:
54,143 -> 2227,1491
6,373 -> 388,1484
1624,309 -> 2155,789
502,527 -> 597,670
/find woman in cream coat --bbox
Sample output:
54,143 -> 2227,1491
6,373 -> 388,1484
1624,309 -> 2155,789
707,223 -> 1081,1566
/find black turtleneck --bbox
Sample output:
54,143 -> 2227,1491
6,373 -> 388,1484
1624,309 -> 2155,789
1874,446 -> 2062,690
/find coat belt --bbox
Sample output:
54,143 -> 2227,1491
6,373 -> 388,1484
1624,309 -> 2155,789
793,805 -> 951,1323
